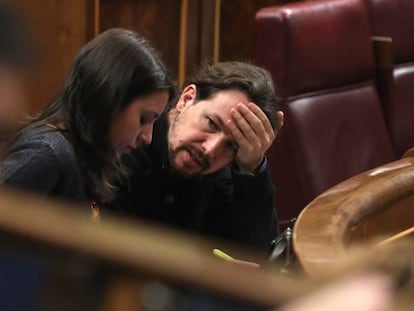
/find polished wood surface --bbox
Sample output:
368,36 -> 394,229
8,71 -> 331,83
13,0 -> 303,117
0,187 -> 298,308
16,0 -> 96,114
100,0 -> 181,81
372,36 -> 393,125
379,227 -> 414,245
403,147 -> 414,158
16,0 -> 294,116
293,157 -> 414,277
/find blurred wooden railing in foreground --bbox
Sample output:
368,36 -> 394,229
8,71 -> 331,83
293,152 -> 414,278
0,186 -> 301,310
3,178 -> 414,310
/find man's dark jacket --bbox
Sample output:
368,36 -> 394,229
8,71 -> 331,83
109,113 -> 278,253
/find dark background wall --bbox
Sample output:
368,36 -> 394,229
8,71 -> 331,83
16,0 -> 295,114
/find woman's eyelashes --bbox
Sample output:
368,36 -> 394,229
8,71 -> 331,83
140,112 -> 158,125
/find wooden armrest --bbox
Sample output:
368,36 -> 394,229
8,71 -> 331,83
402,147 -> 414,158
371,36 -> 393,66
293,157 -> 414,277
378,227 -> 414,245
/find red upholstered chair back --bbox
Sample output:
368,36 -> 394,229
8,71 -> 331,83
364,0 -> 414,158
254,0 -> 396,229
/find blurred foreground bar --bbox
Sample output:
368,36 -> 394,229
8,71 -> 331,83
0,187 -> 298,311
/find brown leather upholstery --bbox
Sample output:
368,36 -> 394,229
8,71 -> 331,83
365,0 -> 414,157
254,0 -> 396,229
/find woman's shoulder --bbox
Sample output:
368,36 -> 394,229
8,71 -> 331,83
11,126 -> 76,164
18,126 -> 71,150
1,126 -> 80,181
0,126 -> 84,202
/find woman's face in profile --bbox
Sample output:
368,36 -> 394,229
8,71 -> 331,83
109,90 -> 169,159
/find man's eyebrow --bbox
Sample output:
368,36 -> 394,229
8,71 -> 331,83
211,113 -> 232,134
211,113 -> 239,150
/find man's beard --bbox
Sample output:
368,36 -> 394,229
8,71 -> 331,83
168,144 -> 211,176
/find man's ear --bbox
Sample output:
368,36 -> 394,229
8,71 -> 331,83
176,84 -> 197,112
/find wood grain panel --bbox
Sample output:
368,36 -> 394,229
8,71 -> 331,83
17,0 -> 95,114
180,0 -> 201,83
100,0 -> 181,81
13,0 -> 300,114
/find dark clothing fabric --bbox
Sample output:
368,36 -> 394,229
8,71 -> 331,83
109,114 -> 278,252
0,126 -> 85,203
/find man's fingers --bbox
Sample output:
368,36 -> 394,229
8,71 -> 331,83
230,107 -> 259,145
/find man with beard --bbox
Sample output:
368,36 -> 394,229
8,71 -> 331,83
109,61 -> 284,253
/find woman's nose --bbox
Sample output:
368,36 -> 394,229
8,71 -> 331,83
137,124 -> 154,145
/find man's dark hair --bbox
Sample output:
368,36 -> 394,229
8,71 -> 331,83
183,61 -> 279,128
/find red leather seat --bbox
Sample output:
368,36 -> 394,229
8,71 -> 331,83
254,0 -> 396,229
364,0 -> 414,158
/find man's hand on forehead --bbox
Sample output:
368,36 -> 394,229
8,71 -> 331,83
227,102 -> 276,173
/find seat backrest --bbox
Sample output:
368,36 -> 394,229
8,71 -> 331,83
364,0 -> 414,158
254,0 -> 396,229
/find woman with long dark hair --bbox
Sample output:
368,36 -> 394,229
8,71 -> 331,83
0,28 -> 176,216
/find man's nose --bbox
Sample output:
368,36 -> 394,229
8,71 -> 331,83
137,124 -> 154,145
202,134 -> 224,158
